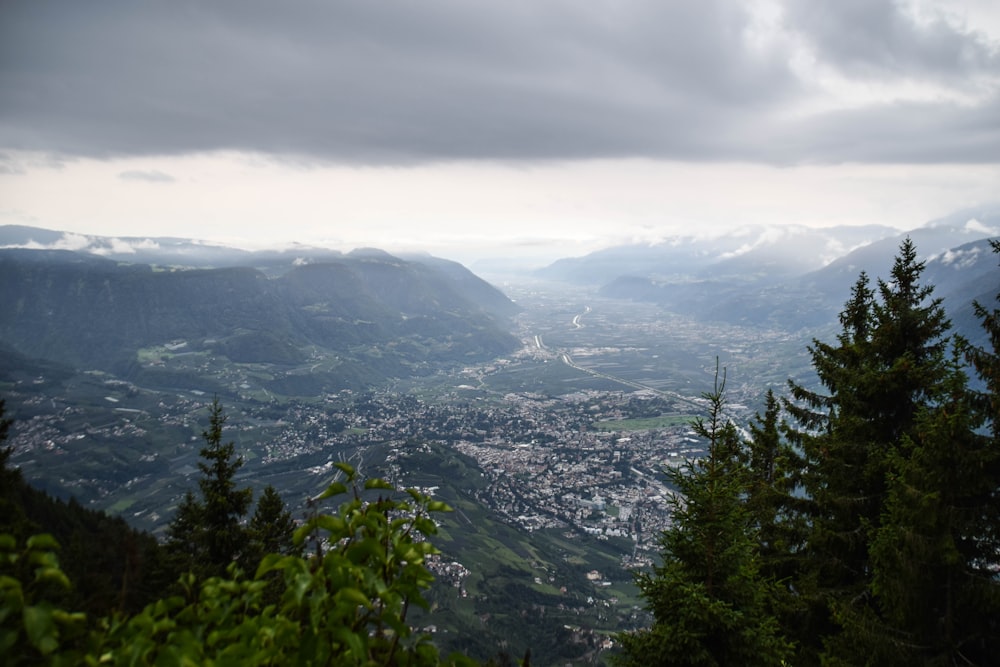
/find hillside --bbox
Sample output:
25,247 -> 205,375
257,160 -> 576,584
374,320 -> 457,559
0,243 -> 519,393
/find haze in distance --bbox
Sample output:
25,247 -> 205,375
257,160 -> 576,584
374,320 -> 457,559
1,0 -> 1000,265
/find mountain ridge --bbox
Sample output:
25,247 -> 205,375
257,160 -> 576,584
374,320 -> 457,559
0,242 -> 520,393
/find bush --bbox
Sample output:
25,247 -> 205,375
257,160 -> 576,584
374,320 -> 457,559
1,464 -> 476,666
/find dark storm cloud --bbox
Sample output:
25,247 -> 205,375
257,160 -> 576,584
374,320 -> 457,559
0,0 -> 997,164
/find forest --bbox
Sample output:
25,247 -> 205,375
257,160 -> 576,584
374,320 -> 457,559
2,237 -> 999,665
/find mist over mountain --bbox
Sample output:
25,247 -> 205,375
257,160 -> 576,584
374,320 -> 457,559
541,207 -> 999,342
3,205 -> 997,385
535,223 -> 900,286
0,234 -> 519,393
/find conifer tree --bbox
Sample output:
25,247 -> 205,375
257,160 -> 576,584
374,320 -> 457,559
249,485 -> 296,557
167,398 -> 253,578
784,271 -> 879,651
963,239 -> 1000,440
0,398 -> 29,538
745,389 -> 802,578
784,238 -> 954,662
867,352 -> 1000,664
616,367 -> 793,667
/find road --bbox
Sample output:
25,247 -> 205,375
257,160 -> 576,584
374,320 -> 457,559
557,349 -> 704,411
525,305 -> 705,411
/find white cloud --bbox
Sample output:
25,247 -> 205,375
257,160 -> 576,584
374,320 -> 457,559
964,217 -> 999,235
118,169 -> 176,183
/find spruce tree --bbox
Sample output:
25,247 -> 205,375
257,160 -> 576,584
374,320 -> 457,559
616,368 -> 793,667
745,389 -> 802,578
167,398 -> 253,579
868,352 -> 1000,664
785,238 -> 954,662
963,239 -> 1000,440
244,484 -> 297,568
0,398 -> 30,538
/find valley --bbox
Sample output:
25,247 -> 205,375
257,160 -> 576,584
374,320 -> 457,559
2,214 -> 998,663
2,277 -> 830,663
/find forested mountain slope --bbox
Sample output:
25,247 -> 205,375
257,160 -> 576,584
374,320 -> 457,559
0,246 -> 519,391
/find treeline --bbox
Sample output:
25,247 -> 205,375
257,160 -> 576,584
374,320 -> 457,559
0,399 -> 172,617
0,397 -> 299,619
617,238 -> 1000,666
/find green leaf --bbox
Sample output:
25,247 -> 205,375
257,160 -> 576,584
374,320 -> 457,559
34,566 -> 71,590
331,625 -> 366,658
364,478 -> 394,491
316,482 -> 348,500
414,517 -> 438,536
336,587 -> 373,609
23,604 -> 57,655
292,522 -> 313,547
333,462 -> 355,478
26,534 -> 60,551
255,553 -> 287,577
0,628 -> 18,657
289,572 -> 312,606
426,500 -> 453,513
316,515 -> 348,536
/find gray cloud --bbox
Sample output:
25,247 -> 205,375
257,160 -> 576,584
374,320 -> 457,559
784,0 -> 1000,81
118,169 -> 175,183
0,0 -> 997,165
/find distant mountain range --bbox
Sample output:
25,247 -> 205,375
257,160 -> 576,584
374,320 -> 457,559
0,228 -> 520,393
537,205 -> 1000,345
3,205 -> 998,393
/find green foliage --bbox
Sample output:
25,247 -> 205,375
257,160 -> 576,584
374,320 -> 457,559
246,485 -> 299,566
778,238 -> 1000,664
866,353 -> 1000,665
0,465 -> 476,665
0,533 -> 87,665
1,400 -> 171,618
625,238 -> 1000,666
168,398 -> 297,581
782,239 -> 958,661
0,398 -> 28,537
616,366 -> 794,666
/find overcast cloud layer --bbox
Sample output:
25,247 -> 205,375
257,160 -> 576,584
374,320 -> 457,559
2,0 -> 999,165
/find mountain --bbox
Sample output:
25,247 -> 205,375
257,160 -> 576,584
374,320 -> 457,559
579,207 -> 999,336
0,241 -> 520,393
800,207 -> 1000,301
536,223 -> 899,286
0,224 -> 260,267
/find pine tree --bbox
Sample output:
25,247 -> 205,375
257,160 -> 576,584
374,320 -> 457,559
783,271 -> 879,657
868,352 -> 1000,664
167,398 -> 253,579
616,367 -> 793,667
745,389 -> 802,578
245,484 -> 297,566
963,239 -> 1000,441
0,398 -> 30,539
784,238 -> 955,662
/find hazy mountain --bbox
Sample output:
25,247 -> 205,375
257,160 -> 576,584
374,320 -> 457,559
0,245 -> 519,393
0,224 -> 261,267
592,207 -> 998,337
801,207 -> 1000,301
536,223 -> 899,286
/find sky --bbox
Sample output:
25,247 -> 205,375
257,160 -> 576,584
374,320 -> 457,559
1,0 -> 999,265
